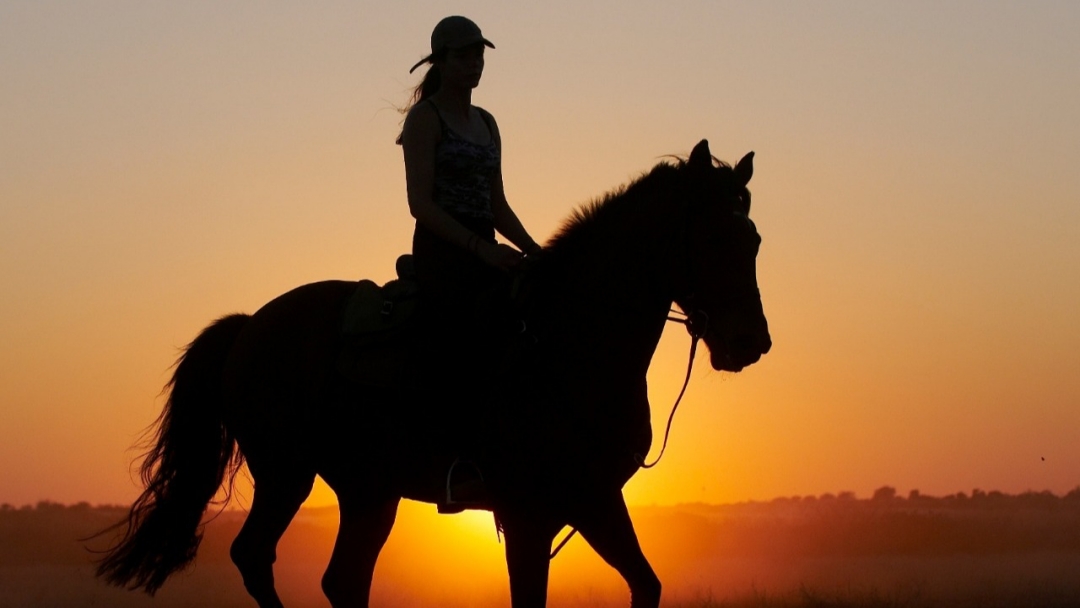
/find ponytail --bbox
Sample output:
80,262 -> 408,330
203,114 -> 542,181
396,55 -> 445,145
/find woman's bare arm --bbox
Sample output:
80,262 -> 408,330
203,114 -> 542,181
486,114 -> 542,255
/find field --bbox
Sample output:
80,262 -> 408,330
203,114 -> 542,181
3,489 -> 1080,607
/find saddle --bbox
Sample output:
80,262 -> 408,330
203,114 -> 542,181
336,255 -> 420,387
337,254 -> 536,388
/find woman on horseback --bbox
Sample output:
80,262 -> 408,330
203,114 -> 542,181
397,16 -> 541,510
400,16 -> 540,307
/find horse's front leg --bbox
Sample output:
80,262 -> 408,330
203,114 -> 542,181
499,508 -> 562,608
571,491 -> 661,608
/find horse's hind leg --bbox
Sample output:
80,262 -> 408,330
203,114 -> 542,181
230,469 -> 316,608
320,497 -> 399,608
571,492 -> 661,608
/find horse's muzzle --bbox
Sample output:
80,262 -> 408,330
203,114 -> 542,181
709,330 -> 771,372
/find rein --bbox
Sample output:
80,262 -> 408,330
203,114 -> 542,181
632,191 -> 713,471
634,306 -> 708,469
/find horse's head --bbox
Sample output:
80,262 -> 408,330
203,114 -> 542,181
673,140 -> 771,372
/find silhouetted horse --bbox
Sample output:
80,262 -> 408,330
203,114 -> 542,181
97,140 -> 770,608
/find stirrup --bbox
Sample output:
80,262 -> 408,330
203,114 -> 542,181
438,458 -> 489,514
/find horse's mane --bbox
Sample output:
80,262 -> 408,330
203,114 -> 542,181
543,156 -> 733,260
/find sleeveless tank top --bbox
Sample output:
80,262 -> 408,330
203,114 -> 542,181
430,101 -> 500,222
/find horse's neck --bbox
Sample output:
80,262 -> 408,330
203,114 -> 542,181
537,196 -> 681,376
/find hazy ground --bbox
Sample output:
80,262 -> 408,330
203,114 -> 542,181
3,489 -> 1080,607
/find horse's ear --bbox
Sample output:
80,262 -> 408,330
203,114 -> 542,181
734,151 -> 754,186
689,140 -> 712,167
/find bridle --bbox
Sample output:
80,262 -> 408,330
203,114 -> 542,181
634,203 -> 759,470
628,186 -> 729,471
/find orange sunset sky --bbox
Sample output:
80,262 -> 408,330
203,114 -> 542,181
2,1 -> 1078,515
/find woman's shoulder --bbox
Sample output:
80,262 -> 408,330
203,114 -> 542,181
473,105 -> 500,141
404,99 -> 440,125
473,105 -> 497,124
401,100 -> 441,144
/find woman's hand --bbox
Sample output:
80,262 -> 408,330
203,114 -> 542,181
477,241 -> 525,272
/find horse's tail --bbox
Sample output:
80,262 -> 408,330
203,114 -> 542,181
96,313 -> 251,594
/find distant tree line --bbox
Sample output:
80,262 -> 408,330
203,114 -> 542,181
768,485 -> 1080,510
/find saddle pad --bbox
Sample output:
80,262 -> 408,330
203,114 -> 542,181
342,278 -> 418,335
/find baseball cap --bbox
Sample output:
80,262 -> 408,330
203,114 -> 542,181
409,16 -> 495,74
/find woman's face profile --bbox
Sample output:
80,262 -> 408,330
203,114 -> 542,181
439,44 -> 485,89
